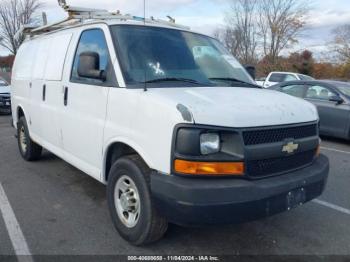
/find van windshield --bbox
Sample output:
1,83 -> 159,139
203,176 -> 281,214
110,25 -> 255,88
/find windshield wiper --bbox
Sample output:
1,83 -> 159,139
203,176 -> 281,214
209,77 -> 261,88
145,77 -> 205,85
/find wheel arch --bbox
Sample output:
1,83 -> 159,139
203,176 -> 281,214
103,139 -> 153,183
16,105 -> 26,128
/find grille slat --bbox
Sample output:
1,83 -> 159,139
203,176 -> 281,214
246,150 -> 316,178
243,124 -> 317,146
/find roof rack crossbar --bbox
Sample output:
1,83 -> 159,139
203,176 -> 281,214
19,1 -> 190,37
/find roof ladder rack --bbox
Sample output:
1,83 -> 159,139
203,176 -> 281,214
18,0 -> 190,37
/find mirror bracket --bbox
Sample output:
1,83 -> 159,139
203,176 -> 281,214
244,65 -> 256,80
329,95 -> 344,105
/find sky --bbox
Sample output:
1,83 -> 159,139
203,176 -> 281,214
1,0 -> 350,59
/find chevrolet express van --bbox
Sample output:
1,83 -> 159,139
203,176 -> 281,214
11,13 -> 329,245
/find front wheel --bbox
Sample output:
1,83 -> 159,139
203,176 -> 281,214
107,155 -> 168,245
17,117 -> 42,161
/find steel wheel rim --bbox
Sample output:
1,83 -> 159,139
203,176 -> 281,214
114,175 -> 140,228
19,126 -> 27,153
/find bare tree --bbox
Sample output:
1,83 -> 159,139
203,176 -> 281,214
227,0 -> 258,65
217,0 -> 258,65
258,0 -> 308,65
331,24 -> 350,63
0,0 -> 42,55
214,27 -> 242,59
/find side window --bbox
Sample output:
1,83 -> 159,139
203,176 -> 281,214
284,74 -> 298,81
306,85 -> 336,100
280,84 -> 306,98
270,73 -> 298,83
71,29 -> 115,86
269,73 -> 285,83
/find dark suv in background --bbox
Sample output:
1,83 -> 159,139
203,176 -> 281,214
0,78 -> 11,114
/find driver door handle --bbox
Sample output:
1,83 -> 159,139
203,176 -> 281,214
64,87 -> 68,106
42,84 -> 46,101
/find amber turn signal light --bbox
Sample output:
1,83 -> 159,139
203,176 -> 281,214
174,159 -> 244,176
315,145 -> 321,157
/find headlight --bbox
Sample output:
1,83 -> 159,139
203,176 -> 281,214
200,133 -> 220,155
173,126 -> 245,176
175,127 -> 243,157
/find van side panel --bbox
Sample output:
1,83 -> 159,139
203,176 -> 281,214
11,41 -> 38,129
30,37 -> 51,138
40,33 -> 73,149
45,34 -> 73,81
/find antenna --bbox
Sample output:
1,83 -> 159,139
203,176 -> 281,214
143,0 -> 147,92
42,12 -> 48,25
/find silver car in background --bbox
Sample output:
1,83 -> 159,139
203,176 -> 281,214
269,80 -> 350,140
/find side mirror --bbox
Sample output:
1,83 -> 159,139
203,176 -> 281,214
77,51 -> 106,81
244,65 -> 256,80
329,95 -> 344,105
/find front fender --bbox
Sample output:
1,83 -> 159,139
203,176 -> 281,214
102,137 -> 155,183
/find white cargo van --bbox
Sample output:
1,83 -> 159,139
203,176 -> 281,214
11,7 -> 329,245
256,72 -> 314,88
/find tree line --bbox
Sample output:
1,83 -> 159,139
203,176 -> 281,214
215,0 -> 350,80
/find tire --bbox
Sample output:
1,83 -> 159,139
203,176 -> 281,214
107,155 -> 168,245
17,117 -> 42,161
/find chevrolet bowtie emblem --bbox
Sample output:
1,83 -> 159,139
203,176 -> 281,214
282,142 -> 299,154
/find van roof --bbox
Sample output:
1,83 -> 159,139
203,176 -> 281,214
25,19 -> 199,43
20,5 -> 195,40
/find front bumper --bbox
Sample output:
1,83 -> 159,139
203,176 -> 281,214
151,154 -> 329,226
0,100 -> 11,114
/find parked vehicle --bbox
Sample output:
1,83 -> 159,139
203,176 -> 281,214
256,72 -> 314,88
269,80 -> 350,140
11,6 -> 329,245
0,78 -> 11,114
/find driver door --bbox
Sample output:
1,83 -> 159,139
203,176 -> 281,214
59,25 -> 117,180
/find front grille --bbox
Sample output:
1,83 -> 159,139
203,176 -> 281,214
0,94 -> 11,110
246,150 -> 316,178
0,94 -> 10,101
243,124 -> 317,145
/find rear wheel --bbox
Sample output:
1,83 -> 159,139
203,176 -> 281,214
17,117 -> 42,161
107,155 -> 168,245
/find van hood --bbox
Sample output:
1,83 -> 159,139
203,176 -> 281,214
147,87 -> 318,128
0,85 -> 10,94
